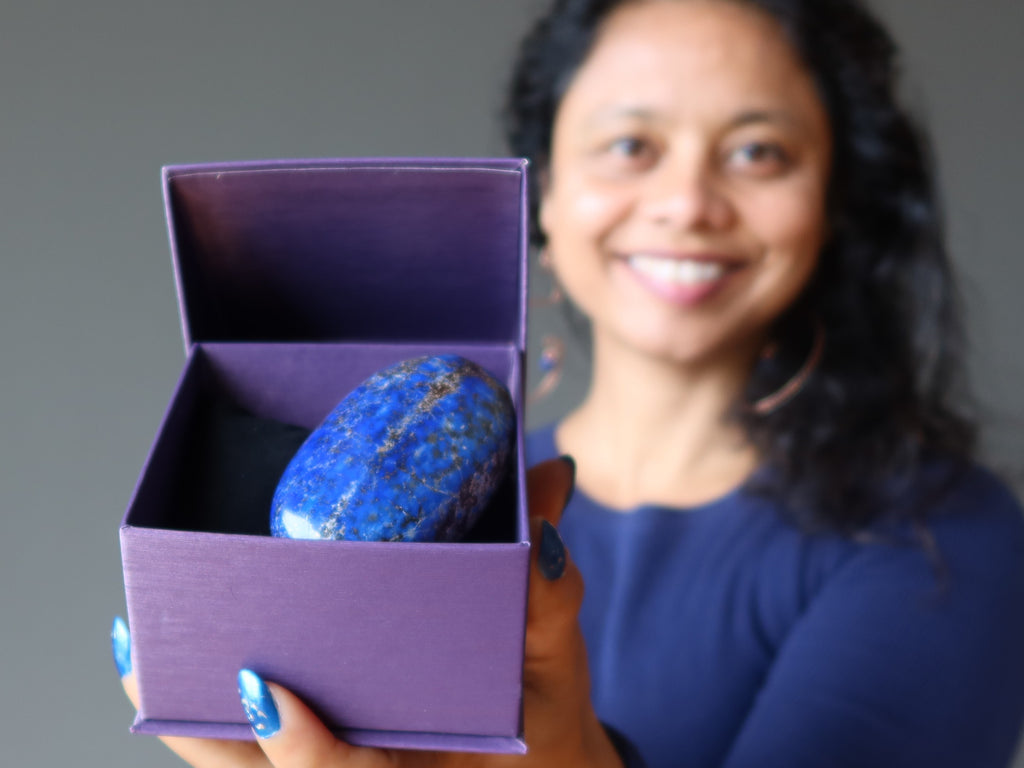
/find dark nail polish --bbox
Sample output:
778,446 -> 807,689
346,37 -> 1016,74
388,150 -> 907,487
238,669 -> 281,739
539,519 -> 567,580
111,616 -> 132,678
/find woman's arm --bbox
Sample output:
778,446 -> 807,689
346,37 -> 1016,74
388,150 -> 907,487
721,470 -> 1024,768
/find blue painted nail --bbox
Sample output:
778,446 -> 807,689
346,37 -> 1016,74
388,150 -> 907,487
539,519 -> 567,580
238,669 -> 281,739
111,616 -> 132,678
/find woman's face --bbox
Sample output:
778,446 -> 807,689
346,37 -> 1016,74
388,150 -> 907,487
540,0 -> 832,368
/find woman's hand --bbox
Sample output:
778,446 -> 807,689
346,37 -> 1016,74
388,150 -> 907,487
113,457 -> 623,768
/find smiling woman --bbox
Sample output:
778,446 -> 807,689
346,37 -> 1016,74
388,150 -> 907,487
507,0 -> 1024,766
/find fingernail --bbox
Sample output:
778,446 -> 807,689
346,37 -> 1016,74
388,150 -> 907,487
238,669 -> 281,739
111,616 -> 132,678
538,519 -> 567,580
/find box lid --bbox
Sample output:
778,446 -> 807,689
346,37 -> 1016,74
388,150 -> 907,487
163,158 -> 528,348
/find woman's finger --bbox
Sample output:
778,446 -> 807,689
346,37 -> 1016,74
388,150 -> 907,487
523,516 -> 586,681
524,456 -> 583,648
112,618 -> 268,768
519,464 -> 621,767
238,669 -> 393,768
525,455 -> 576,526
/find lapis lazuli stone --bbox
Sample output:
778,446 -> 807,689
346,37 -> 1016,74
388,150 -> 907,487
271,355 -> 515,543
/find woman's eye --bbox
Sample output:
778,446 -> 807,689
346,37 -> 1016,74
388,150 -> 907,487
594,136 -> 658,174
728,142 -> 791,175
608,137 -> 649,157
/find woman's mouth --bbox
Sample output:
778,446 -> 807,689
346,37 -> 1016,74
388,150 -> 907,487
622,253 -> 741,306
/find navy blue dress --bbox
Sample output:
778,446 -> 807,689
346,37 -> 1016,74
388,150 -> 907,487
526,427 -> 1024,768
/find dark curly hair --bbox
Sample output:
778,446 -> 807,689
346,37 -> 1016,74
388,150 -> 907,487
504,0 -> 977,535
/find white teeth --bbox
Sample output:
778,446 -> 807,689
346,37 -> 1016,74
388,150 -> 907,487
627,255 -> 727,286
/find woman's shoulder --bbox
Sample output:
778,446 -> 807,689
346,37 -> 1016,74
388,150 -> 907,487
791,459 -> 1024,591
811,459 -> 1024,633
910,460 -> 1024,552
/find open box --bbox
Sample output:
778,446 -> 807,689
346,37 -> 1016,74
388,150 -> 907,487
119,158 -> 531,753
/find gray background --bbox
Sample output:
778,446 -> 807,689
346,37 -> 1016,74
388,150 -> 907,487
0,1 -> 1020,766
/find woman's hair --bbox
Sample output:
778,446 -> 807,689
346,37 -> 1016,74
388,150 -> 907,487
504,0 -> 977,534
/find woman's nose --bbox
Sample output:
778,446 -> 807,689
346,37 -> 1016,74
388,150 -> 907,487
639,155 -> 734,232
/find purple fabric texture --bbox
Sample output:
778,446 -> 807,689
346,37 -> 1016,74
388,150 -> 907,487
120,159 -> 530,752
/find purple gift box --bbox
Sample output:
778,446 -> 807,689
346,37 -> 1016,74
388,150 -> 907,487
119,158 -> 531,753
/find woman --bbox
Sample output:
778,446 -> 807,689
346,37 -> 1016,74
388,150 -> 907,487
113,1 -> 1024,766
513,1 -> 1024,765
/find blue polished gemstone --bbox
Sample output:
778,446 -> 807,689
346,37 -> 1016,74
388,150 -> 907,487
271,355 -> 515,543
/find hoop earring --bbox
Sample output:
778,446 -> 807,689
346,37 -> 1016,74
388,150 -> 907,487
750,323 -> 825,415
531,247 -> 563,307
528,335 -> 565,404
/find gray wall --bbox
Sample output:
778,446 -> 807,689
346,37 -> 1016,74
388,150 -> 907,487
0,2 -> 1019,766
